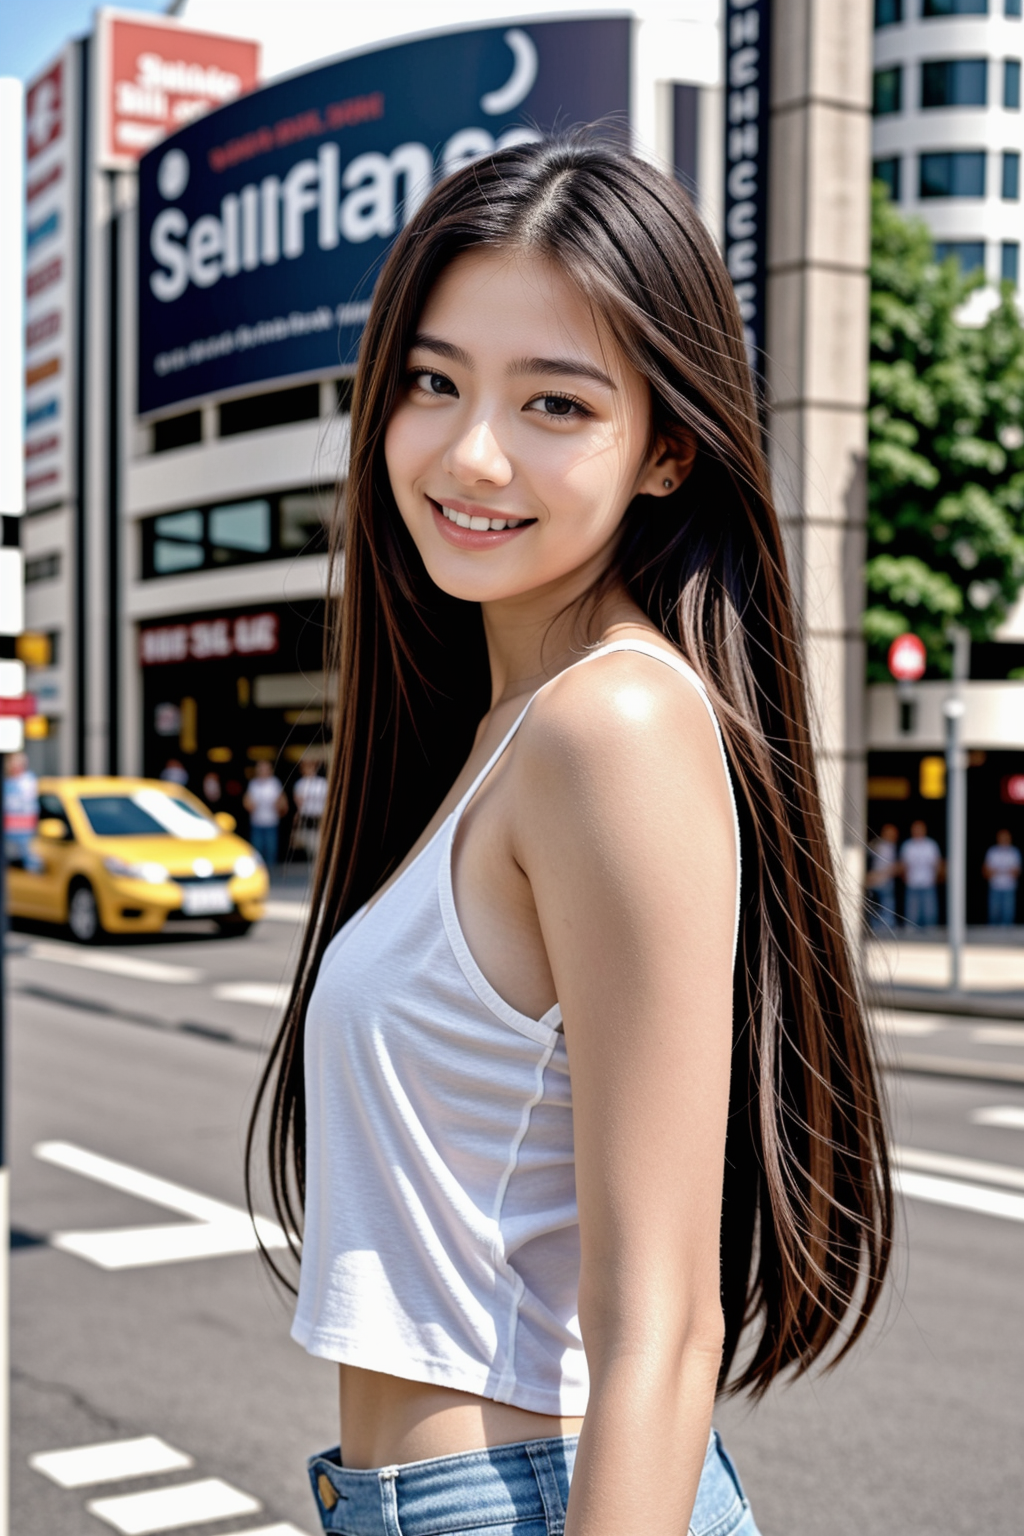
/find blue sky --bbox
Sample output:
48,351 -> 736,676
1,0 -> 171,81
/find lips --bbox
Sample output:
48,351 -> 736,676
427,497 -> 536,546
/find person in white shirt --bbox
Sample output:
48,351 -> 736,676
900,820 -> 943,929
244,759 -> 287,870
983,829 -> 1021,927
292,758 -> 328,861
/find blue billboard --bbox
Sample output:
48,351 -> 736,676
137,18 -> 631,416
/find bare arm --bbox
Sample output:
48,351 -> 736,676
514,654 -> 737,1536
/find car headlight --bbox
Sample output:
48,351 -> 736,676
233,855 -> 258,879
103,856 -> 169,885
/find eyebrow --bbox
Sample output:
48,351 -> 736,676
409,333 -> 617,391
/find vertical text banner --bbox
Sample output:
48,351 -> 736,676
136,17 -> 631,415
723,0 -> 771,374
24,46 -> 80,510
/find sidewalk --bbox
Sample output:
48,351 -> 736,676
865,928 -> 1024,1018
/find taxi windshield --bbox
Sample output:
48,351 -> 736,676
78,789 -> 218,840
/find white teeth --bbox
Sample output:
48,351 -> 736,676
439,504 -> 525,533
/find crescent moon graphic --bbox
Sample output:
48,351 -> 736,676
480,29 -> 538,116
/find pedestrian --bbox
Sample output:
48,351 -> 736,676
900,818 -> 944,929
202,769 -> 223,806
3,752 -> 42,871
243,759 -> 287,870
291,757 -> 327,862
160,757 -> 189,786
866,822 -> 900,933
248,138 -> 891,1536
983,828 -> 1021,927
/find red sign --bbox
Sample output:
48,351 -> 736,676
1002,775 -> 1024,805
99,14 -> 260,169
139,612 -> 278,666
887,633 -> 926,682
26,61 -> 63,161
0,695 -> 38,718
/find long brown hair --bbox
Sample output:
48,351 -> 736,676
247,135 -> 892,1397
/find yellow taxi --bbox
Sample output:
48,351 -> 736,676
7,777 -> 269,942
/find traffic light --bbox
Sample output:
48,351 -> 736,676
919,755 -> 946,799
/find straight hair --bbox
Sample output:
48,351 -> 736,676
247,135 -> 892,1397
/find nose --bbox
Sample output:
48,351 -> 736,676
442,419 -> 512,488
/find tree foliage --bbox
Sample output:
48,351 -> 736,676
866,183 -> 1024,679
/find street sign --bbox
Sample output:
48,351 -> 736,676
888,632 -> 926,682
0,695 -> 37,717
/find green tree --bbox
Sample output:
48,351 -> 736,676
866,183 -> 1024,679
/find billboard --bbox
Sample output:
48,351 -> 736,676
723,0 -> 770,372
25,45 -> 81,510
96,9 -> 260,170
137,17 -> 631,417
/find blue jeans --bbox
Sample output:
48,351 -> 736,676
249,823 -> 278,869
308,1430 -> 759,1536
868,879 -> 897,933
988,886 -> 1017,926
904,886 -> 938,929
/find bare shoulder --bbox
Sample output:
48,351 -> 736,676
512,644 -> 733,834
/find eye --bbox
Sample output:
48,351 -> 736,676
408,369 -> 458,398
526,393 -> 591,421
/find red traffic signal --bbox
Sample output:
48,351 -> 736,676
888,633 -> 926,682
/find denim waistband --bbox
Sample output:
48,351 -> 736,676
308,1435 -> 578,1536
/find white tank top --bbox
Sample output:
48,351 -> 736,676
292,639 -> 741,1415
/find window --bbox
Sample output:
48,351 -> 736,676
24,552 -> 61,584
141,488 -> 330,580
923,0 -> 988,14
1002,241 -> 1020,281
1008,0 -> 1022,17
874,156 -> 903,199
218,383 -> 320,438
921,58 -> 988,107
919,150 -> 986,196
874,66 -> 903,114
152,411 -> 202,454
1003,149 -> 1021,197
1006,59 -> 1022,106
934,240 -> 986,272
875,0 -> 903,24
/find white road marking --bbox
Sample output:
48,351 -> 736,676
214,981 -> 291,1008
893,1144 -> 1024,1194
24,941 -> 204,985
86,1477 -> 260,1534
871,1014 -> 942,1037
972,1025 -> 1024,1046
29,1436 -> 192,1488
261,900 -> 309,924
894,1168 -> 1024,1224
972,1105 -> 1024,1131
34,1141 -> 288,1269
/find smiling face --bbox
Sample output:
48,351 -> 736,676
384,247 -> 684,609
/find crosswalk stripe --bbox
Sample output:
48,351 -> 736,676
972,1025 -> 1024,1046
893,1144 -> 1024,1194
972,1105 -> 1024,1130
86,1477 -> 260,1534
214,981 -> 291,1008
24,941 -> 204,984
34,1141 -> 289,1269
894,1168 -> 1024,1224
261,900 -> 309,923
29,1437 -> 192,1488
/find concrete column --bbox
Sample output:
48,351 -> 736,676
766,0 -> 872,898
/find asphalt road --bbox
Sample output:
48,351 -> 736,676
7,901 -> 1024,1536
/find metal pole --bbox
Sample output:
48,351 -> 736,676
944,626 -> 970,995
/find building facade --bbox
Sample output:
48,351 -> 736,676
872,0 -> 1024,292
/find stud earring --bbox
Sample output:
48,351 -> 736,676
662,478 -> 673,490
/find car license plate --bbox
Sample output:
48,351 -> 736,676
181,882 -> 232,916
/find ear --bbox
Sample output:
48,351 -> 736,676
636,428 -> 698,498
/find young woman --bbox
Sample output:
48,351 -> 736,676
248,137 -> 892,1536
